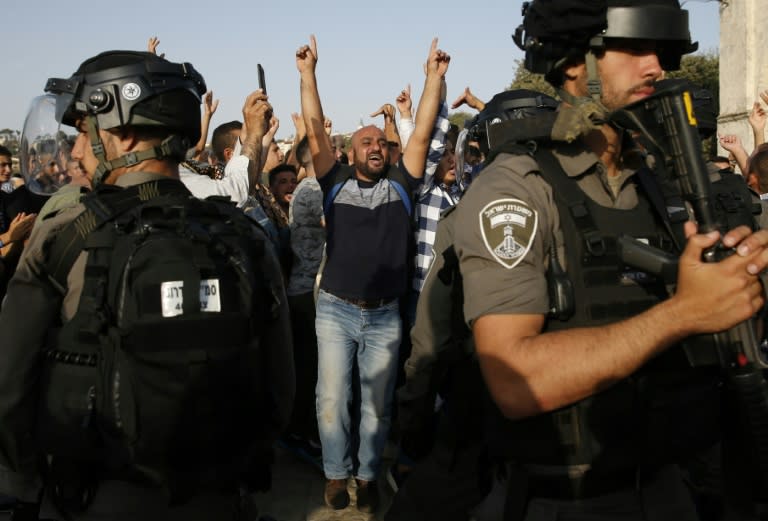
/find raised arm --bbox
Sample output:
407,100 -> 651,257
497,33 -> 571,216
259,116 -> 280,174
749,92 -> 767,149
402,38 -> 450,179
285,112 -> 307,169
193,91 -> 219,161
451,86 -> 486,112
296,35 -> 335,178
719,134 -> 749,175
147,36 -> 165,59
371,104 -> 401,148
396,84 -> 415,149
239,90 -> 272,193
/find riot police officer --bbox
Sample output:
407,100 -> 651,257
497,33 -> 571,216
452,1 -> 768,519
0,50 -> 293,520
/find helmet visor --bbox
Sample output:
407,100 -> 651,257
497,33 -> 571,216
20,94 -> 80,195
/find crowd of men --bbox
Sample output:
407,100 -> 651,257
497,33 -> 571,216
3,1 -> 768,520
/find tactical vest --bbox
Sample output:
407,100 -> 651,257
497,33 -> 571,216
490,146 -> 723,473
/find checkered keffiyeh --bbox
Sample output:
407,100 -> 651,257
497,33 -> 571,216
412,102 -> 463,293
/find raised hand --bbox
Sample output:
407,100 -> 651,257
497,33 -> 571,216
396,85 -> 412,117
202,91 -> 219,119
370,104 -> 396,121
749,101 -> 766,133
242,90 -> 272,143
296,35 -> 318,74
291,112 -> 306,139
425,37 -> 450,78
147,36 -> 165,59
324,118 -> 333,136
719,134 -> 744,153
451,87 -> 485,111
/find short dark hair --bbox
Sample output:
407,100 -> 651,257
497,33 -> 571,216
0,145 -> 12,158
211,120 -> 242,162
268,163 -> 298,188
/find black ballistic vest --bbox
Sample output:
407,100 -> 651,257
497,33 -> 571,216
491,147 -> 723,473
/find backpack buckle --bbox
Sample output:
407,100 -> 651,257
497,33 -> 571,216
584,230 -> 606,257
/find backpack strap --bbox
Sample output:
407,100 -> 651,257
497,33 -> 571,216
323,163 -> 414,216
45,179 -> 192,293
532,147 -> 607,257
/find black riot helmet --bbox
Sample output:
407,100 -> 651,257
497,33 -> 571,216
513,0 -> 698,100
467,89 -> 559,155
43,50 -> 206,186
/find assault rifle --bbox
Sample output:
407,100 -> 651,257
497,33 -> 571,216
610,82 -> 768,514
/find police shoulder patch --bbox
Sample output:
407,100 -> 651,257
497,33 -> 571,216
478,198 -> 538,269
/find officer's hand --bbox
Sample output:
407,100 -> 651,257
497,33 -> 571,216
674,222 -> 767,334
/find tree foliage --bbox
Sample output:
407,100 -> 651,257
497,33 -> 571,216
667,52 -> 719,156
448,111 -> 474,129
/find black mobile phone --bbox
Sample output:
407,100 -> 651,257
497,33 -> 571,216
257,64 -> 266,95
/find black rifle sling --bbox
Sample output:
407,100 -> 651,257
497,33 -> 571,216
532,147 -> 607,257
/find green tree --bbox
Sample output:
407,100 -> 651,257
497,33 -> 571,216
667,53 -> 719,156
448,111 -> 473,129
666,53 -> 719,106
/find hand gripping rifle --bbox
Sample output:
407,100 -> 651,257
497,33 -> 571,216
610,82 -> 768,514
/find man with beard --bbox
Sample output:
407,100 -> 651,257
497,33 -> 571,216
453,1 -> 768,519
295,35 -> 449,513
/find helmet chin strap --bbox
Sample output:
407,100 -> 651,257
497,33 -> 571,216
555,49 -> 610,129
87,115 -> 189,187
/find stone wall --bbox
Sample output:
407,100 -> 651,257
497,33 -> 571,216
719,0 -> 768,157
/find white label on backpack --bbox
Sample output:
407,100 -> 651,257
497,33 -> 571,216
161,281 -> 185,317
199,279 -> 221,312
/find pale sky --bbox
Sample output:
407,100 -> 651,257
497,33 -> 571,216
2,0 -> 721,140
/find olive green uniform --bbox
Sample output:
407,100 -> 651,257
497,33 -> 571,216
452,144 -> 702,521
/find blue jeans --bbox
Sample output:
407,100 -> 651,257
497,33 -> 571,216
315,289 -> 402,481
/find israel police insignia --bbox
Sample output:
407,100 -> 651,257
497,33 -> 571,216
479,198 -> 537,269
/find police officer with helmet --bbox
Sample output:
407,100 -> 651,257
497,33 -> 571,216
452,0 -> 768,519
0,50 -> 293,520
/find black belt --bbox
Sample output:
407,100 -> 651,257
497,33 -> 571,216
526,467 -> 640,500
335,294 -> 396,309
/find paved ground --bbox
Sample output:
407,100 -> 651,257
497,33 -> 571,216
252,445 -> 395,521
254,444 -> 506,521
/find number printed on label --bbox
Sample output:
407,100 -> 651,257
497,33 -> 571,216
160,279 -> 222,317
